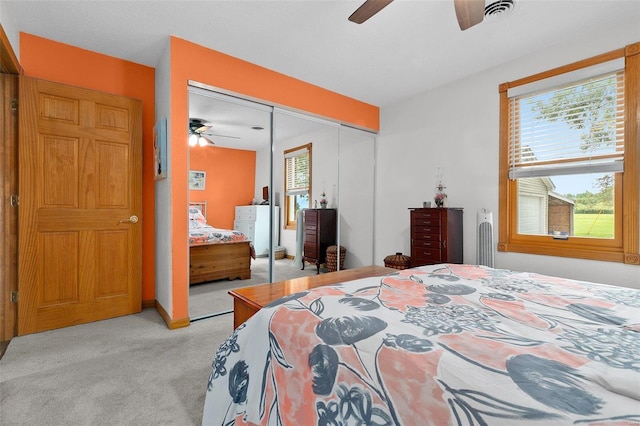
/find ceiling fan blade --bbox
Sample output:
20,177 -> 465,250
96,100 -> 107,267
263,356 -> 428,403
348,0 -> 393,24
198,135 -> 215,146
207,133 -> 241,140
188,118 -> 212,134
454,0 -> 485,30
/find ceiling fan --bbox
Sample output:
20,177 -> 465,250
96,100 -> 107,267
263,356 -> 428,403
349,0 -> 486,31
188,118 -> 240,147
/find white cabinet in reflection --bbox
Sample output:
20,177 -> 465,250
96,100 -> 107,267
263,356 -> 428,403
234,205 -> 279,257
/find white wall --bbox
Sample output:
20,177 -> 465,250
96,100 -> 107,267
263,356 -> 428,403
0,4 -> 20,59
154,41 -> 173,312
375,24 -> 640,289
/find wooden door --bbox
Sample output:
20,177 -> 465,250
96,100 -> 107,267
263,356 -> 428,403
1,74 -> 19,344
18,76 -> 142,335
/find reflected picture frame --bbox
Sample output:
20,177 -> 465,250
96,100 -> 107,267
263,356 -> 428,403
189,170 -> 206,190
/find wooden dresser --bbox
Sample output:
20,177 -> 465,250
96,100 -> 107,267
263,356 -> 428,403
303,208 -> 336,274
410,208 -> 463,267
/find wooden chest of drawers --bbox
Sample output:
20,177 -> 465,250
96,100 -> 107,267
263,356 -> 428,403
410,208 -> 463,267
303,208 -> 336,274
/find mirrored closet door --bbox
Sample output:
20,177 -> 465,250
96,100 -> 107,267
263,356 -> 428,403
338,126 -> 375,269
187,87 -> 274,320
271,109 -> 339,283
187,84 -> 376,320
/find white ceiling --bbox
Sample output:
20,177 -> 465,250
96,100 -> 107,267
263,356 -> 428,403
5,0 -> 640,109
189,88 -> 273,149
4,1 -> 639,149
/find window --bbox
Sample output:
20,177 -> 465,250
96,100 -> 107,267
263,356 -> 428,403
284,143 -> 312,229
498,43 -> 639,264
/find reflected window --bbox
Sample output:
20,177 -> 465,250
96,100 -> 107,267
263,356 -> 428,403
284,143 -> 312,229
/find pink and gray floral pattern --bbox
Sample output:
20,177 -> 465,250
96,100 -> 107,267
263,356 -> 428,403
202,264 -> 640,425
189,206 -> 250,245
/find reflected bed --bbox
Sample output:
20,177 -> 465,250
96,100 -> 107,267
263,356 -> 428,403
189,203 -> 253,285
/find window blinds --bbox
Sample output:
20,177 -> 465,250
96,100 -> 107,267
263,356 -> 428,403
285,147 -> 309,196
508,68 -> 625,179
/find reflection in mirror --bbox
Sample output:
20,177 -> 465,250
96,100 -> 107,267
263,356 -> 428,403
186,85 -> 377,321
187,87 -> 273,320
338,126 -> 376,269
273,110 -> 339,282
283,143 -> 311,232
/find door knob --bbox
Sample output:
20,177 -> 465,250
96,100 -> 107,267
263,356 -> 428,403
119,215 -> 139,224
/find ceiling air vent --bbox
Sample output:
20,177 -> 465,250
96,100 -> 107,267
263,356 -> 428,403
484,0 -> 515,20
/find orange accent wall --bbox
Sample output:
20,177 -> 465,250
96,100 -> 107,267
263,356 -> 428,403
170,36 -> 379,321
189,147 -> 256,228
170,36 -> 380,321
20,33 -> 156,304
16,32 -> 379,324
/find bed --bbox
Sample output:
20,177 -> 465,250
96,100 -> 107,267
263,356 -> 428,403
189,202 -> 254,285
202,263 -> 640,425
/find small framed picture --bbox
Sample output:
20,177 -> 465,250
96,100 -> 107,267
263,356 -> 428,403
189,170 -> 206,190
153,118 -> 167,180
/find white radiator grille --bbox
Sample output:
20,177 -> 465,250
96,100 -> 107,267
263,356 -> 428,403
477,209 -> 494,268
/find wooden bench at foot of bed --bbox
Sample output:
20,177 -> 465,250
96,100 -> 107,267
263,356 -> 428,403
229,265 -> 396,329
189,241 -> 252,285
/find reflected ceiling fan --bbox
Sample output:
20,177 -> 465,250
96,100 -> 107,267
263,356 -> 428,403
348,0 -> 486,30
188,118 -> 240,147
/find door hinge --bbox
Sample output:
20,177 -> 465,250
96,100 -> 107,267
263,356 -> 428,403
10,194 -> 19,207
10,99 -> 17,112
10,291 -> 18,303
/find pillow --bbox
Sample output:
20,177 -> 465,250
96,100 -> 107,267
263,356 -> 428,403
189,219 -> 204,230
188,206 -> 207,227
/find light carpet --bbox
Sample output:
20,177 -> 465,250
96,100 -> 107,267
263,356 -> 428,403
0,258 -> 320,425
0,309 -> 233,425
188,257 -> 319,319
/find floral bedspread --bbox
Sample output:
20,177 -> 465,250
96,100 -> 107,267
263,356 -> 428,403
202,264 -> 640,425
189,206 -> 250,245
189,226 -> 250,245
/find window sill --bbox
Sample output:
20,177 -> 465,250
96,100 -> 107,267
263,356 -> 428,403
497,241 -> 638,264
